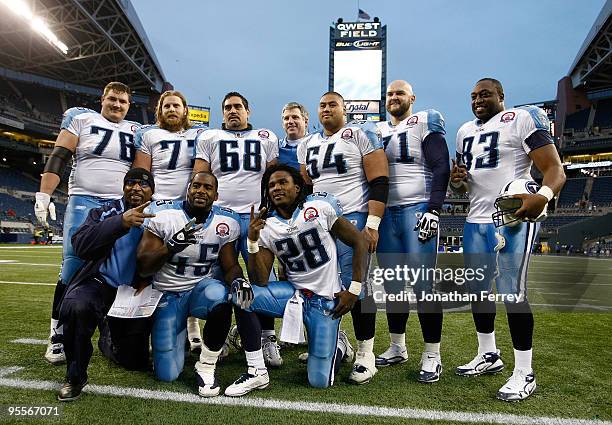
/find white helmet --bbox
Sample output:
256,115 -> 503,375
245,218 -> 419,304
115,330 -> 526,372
492,179 -> 547,227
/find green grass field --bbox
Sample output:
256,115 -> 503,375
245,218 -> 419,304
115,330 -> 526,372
0,246 -> 611,424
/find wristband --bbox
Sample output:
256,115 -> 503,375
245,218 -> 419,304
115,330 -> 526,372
247,238 -> 260,254
365,215 -> 381,231
348,281 -> 362,296
537,185 -> 554,202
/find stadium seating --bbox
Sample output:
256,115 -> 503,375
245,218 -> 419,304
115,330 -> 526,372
440,215 -> 466,232
564,108 -> 590,131
589,176 -> 612,206
593,98 -> 612,128
541,215 -> 590,230
557,178 -> 587,207
0,167 -> 40,192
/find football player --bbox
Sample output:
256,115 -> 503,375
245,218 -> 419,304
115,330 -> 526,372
375,80 -> 450,382
193,92 -> 282,367
451,78 -> 565,400
35,82 -> 140,365
297,91 -> 389,384
225,164 -> 364,395
57,168 -> 155,401
132,90 -> 208,352
136,172 -> 257,396
279,102 -> 309,170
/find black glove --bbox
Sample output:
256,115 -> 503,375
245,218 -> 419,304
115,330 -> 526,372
166,218 -> 201,253
231,278 -> 254,309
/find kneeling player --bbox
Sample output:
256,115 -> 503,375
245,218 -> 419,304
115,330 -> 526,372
137,172 -> 252,397
226,164 -> 367,395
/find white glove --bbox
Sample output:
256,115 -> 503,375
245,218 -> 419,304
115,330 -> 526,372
48,201 -> 57,221
34,192 -> 51,227
414,210 -> 440,243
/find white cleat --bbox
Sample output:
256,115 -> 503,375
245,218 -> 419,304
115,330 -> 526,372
497,369 -> 536,402
348,351 -> 377,385
455,349 -> 504,376
187,317 -> 202,354
218,342 -> 230,362
375,344 -> 408,367
195,366 -> 221,398
225,367 -> 270,397
44,337 -> 66,365
227,325 -> 243,351
262,335 -> 283,368
418,351 -> 442,383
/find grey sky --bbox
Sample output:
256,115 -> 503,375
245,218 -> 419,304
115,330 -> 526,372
131,0 -> 604,151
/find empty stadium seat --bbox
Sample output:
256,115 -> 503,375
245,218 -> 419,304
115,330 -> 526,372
557,178 -> 587,207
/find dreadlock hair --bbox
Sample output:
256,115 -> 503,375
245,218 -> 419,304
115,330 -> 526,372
260,164 -> 309,214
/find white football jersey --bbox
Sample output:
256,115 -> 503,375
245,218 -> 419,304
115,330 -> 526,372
456,106 -> 553,223
61,108 -> 140,198
135,124 -> 208,200
297,122 -> 383,214
377,110 -> 445,207
195,127 -> 279,213
258,193 -> 342,299
144,203 -> 240,292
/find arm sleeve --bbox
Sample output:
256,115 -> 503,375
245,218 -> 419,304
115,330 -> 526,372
422,133 -> 451,211
297,139 -> 307,165
143,215 -> 168,241
71,206 -> 129,261
263,130 -> 279,161
355,126 -> 383,156
60,108 -> 88,136
518,107 -> 553,154
135,127 -> 151,154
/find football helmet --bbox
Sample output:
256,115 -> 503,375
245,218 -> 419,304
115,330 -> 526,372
492,179 -> 547,228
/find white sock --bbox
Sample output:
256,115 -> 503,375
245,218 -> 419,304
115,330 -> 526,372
245,349 -> 266,372
477,331 -> 496,354
389,333 -> 405,347
513,348 -> 533,373
357,338 -> 374,354
424,342 -> 440,354
50,319 -> 61,336
187,317 -> 200,339
261,329 -> 276,339
196,345 -> 221,373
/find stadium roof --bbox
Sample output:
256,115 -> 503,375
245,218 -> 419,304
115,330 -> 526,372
0,0 -> 166,93
568,0 -> 612,90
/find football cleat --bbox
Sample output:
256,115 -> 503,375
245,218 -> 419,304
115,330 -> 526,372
348,351 -> 377,385
218,342 -> 230,363
338,330 -> 354,363
45,335 -> 66,365
497,369 -> 536,402
195,368 -> 221,397
189,337 -> 202,354
455,350 -> 504,376
57,380 -> 87,402
375,344 -> 408,367
298,352 -> 309,364
227,325 -> 243,351
262,335 -> 283,368
224,367 -> 270,397
418,351 -> 442,383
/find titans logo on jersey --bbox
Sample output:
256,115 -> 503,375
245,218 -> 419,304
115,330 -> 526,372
135,124 -> 208,200
258,193 -> 342,299
61,107 -> 140,198
377,109 -> 445,207
195,128 -> 279,213
144,203 -> 240,292
455,106 -> 553,223
297,121 -> 383,214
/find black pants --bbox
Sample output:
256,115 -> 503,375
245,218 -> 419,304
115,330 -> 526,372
98,316 -> 152,371
59,277 -> 116,385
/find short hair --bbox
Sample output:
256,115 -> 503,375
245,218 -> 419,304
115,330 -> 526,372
155,90 -> 191,128
190,171 -> 218,191
281,102 -> 309,120
222,92 -> 249,111
320,91 -> 344,103
477,78 -> 504,96
260,164 -> 308,214
103,82 -> 131,101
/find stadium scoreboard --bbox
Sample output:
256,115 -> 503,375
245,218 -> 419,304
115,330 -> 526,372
329,19 -> 387,122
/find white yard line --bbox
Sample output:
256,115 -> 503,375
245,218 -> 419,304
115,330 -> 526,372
11,338 -> 48,345
0,367 -> 609,425
0,280 -> 55,286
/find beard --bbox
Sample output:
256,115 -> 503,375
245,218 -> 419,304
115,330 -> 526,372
159,114 -> 189,132
388,101 -> 410,119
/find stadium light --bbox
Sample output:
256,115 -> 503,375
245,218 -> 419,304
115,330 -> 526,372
0,0 -> 68,55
